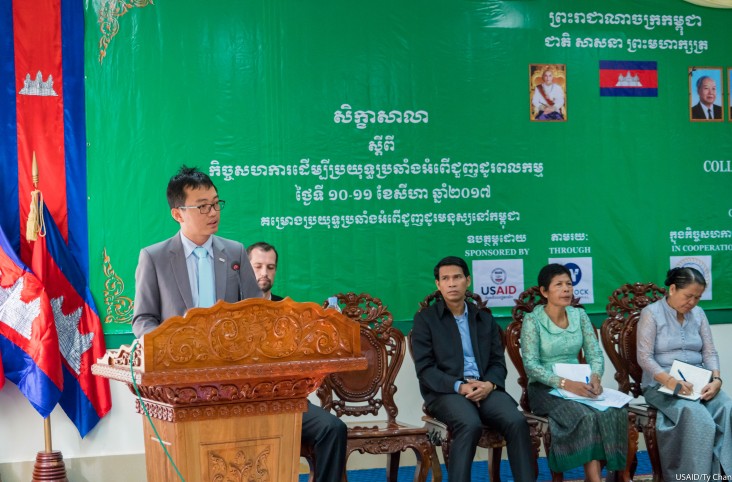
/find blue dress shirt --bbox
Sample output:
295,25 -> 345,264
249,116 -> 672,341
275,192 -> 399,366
453,301 -> 481,392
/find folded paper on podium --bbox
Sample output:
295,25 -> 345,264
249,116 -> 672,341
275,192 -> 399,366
93,298 -> 367,482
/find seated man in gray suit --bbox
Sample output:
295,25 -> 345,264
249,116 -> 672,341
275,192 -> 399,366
411,256 -> 536,482
246,240 -> 348,482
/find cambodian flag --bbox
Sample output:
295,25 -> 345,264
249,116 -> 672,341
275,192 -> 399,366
31,206 -> 111,437
0,0 -> 89,273
0,223 -> 63,416
600,60 -> 658,97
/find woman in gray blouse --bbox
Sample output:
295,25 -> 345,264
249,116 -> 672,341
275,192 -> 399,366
637,267 -> 731,479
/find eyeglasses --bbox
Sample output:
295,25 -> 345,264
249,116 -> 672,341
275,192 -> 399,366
177,200 -> 226,214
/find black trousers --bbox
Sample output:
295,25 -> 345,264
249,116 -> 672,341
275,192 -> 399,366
302,401 -> 347,482
428,390 -> 536,482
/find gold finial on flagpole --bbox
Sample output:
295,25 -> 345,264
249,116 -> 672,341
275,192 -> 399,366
32,151 -> 39,187
26,151 -> 46,242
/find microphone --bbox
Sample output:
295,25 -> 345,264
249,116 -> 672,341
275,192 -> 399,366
325,296 -> 341,312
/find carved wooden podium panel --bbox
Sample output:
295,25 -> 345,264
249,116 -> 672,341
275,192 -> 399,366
93,298 -> 366,482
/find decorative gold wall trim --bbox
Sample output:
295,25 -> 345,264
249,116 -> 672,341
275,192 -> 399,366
97,0 -> 155,64
102,247 -> 133,324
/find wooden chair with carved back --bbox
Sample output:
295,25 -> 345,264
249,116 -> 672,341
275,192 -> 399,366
601,282 -> 666,482
506,286 -> 638,482
300,292 -> 433,482
406,290 -> 540,482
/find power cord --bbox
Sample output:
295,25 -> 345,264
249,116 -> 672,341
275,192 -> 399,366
130,340 -> 185,481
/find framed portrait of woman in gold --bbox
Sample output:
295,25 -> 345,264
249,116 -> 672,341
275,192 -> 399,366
530,64 -> 567,122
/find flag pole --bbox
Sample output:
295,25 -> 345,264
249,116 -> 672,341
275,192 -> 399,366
26,154 -> 69,482
31,416 -> 68,482
44,416 -> 53,452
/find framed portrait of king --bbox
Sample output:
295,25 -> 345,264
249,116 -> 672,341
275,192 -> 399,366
530,64 -> 567,122
689,67 -> 723,122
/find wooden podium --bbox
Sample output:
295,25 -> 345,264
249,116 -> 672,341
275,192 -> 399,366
93,298 -> 367,482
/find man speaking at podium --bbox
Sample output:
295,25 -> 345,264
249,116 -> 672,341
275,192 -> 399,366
131,165 -> 261,336
132,167 -> 347,482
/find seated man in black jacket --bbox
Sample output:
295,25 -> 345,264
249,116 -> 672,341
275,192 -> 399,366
411,256 -> 536,482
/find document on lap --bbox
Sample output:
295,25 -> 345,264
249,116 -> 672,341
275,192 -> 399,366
550,363 -> 633,408
549,388 -> 633,411
658,360 -> 712,401
552,363 -> 599,399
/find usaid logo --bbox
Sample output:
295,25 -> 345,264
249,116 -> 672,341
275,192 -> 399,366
491,268 -> 507,284
565,263 -> 582,286
481,266 -> 517,296
472,259 -> 524,307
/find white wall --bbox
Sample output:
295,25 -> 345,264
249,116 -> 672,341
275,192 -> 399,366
1,324 -> 731,478
0,381 -> 143,463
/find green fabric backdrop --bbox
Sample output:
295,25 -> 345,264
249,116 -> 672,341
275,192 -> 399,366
84,0 -> 732,335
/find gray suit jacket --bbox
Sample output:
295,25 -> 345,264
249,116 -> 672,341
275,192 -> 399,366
132,233 -> 262,337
